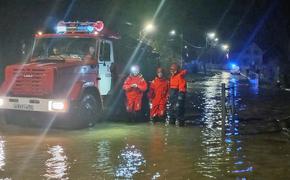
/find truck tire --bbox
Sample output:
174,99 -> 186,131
71,92 -> 103,128
55,91 -> 103,129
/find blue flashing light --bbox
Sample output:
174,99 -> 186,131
56,26 -> 67,33
230,63 -> 237,69
86,26 -> 94,32
74,25 -> 94,33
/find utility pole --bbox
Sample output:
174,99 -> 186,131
180,33 -> 183,68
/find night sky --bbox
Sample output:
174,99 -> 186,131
0,0 -> 289,65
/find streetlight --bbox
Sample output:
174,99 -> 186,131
169,30 -> 176,36
206,32 -> 218,48
144,23 -> 155,33
205,31 -> 219,69
207,32 -> 216,39
139,22 -> 155,43
221,44 -> 230,59
169,29 -> 184,67
221,44 -> 229,51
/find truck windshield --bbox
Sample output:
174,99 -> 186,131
32,37 -> 97,60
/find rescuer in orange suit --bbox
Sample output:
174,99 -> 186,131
123,65 -> 147,115
148,67 -> 169,122
167,63 -> 187,126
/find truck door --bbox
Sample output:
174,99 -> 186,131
98,40 -> 113,95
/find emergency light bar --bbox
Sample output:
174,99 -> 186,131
56,21 -> 104,34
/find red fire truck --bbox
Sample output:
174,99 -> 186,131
0,21 -> 159,128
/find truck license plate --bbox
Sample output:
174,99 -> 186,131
13,104 -> 34,111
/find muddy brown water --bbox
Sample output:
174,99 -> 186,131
1,72 -> 290,179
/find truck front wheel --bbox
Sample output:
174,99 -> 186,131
81,93 -> 102,122
68,92 -> 102,129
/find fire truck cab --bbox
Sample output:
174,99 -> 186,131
0,21 -> 120,128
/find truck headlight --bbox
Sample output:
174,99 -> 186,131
0,98 -> 4,106
48,100 -> 67,112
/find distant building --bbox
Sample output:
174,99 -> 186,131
237,43 -> 263,73
235,43 -> 282,85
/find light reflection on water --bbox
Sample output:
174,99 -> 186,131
0,137 -> 5,171
226,80 -> 253,178
197,73 -> 229,178
94,140 -> 114,175
249,78 -> 259,95
115,144 -> 146,179
44,145 -> 69,180
196,73 -> 254,179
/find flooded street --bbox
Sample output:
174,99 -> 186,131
1,72 -> 290,179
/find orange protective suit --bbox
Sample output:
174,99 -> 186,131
148,77 -> 169,118
123,74 -> 147,112
169,70 -> 187,92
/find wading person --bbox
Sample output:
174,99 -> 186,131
148,67 -> 169,123
167,63 -> 187,126
123,65 -> 147,120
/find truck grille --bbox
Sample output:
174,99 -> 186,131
11,68 -> 54,97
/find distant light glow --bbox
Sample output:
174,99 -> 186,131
130,65 -> 139,74
207,32 -> 216,39
144,23 -> 155,33
37,31 -> 43,35
56,26 -> 66,33
169,30 -> 176,36
231,63 -> 237,69
0,98 -> 3,106
221,44 -> 229,51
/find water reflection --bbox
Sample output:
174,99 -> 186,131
115,144 -> 146,179
226,80 -> 253,178
148,125 -> 166,179
44,145 -> 69,180
249,78 -> 259,95
94,140 -> 114,176
0,136 -> 5,171
197,73 -> 229,178
195,73 -> 253,178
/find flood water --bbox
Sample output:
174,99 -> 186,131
1,72 -> 290,179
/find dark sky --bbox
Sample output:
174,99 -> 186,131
0,0 -> 289,63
